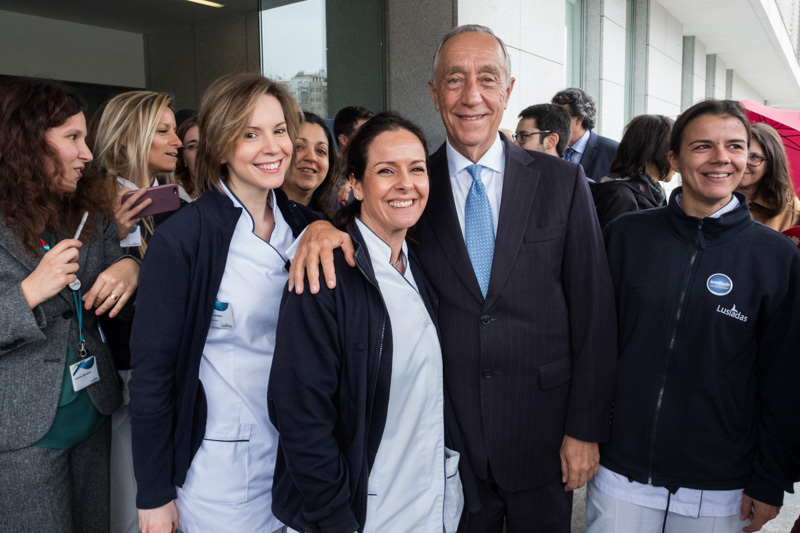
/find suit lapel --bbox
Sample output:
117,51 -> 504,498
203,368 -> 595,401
425,144 -> 484,303
484,139 -> 540,308
579,130 -> 598,177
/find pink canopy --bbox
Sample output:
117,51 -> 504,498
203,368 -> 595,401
741,99 -> 800,193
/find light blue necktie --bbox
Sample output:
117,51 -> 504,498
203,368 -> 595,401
563,146 -> 577,162
464,164 -> 495,297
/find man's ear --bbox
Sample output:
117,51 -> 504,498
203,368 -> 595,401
545,133 -> 559,152
337,133 -> 349,149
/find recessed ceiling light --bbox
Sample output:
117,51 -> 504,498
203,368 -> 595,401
186,0 -> 225,7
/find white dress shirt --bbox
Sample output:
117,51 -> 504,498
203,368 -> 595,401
446,133 -> 506,238
176,181 -> 293,533
357,219 -> 463,533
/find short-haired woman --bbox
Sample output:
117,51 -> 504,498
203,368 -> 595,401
129,72 -> 321,533
593,114 -> 675,228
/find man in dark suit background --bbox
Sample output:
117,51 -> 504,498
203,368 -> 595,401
552,88 -> 619,183
289,24 -> 617,533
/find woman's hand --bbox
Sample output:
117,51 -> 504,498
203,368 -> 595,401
138,501 -> 179,533
83,258 -> 139,317
115,187 -> 151,240
20,239 -> 82,308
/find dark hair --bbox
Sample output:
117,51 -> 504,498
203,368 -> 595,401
176,113 -> 199,198
518,103 -> 572,156
334,112 -> 429,229
669,99 -> 750,155
301,111 -> 339,214
747,122 -> 793,215
551,88 -> 597,130
609,114 -> 674,181
333,106 -> 374,141
0,77 -> 109,254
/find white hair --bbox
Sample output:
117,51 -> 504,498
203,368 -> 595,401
430,24 -> 512,88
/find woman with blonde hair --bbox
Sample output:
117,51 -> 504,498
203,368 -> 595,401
92,90 -> 186,533
736,122 -> 800,232
94,90 -> 185,256
129,72 -> 321,533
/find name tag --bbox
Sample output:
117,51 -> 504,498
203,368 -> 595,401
210,301 -> 234,329
120,225 -> 142,248
70,355 -> 100,392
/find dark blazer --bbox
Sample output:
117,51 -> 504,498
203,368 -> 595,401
579,130 -> 619,183
413,137 -> 618,491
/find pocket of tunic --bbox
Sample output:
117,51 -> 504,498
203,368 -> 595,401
443,447 -> 464,533
182,423 -> 252,504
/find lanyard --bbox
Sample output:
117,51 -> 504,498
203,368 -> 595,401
40,237 -> 87,359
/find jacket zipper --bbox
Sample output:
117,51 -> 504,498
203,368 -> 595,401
356,260 -> 387,528
647,219 -> 705,483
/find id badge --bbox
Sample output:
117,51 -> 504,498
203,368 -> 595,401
120,225 -> 142,247
210,300 -> 234,329
70,355 -> 100,392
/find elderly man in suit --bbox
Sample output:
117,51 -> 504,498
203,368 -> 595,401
289,24 -> 617,533
552,88 -> 619,183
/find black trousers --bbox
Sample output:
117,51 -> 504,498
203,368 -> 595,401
459,463 -> 572,533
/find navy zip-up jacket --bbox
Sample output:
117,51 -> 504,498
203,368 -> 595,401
129,187 -> 320,510
268,222 -> 479,533
601,190 -> 800,506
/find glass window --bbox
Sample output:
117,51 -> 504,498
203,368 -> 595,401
565,0 -> 584,88
260,0 -> 385,119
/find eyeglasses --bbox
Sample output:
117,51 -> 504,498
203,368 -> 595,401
747,153 -> 767,167
512,130 -> 551,144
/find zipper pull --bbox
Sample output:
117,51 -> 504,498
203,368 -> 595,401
697,220 -> 706,249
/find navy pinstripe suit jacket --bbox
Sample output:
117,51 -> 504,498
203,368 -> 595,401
413,136 -> 618,491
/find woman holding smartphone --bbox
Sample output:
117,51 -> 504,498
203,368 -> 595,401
129,72 -> 321,533
0,77 -> 139,532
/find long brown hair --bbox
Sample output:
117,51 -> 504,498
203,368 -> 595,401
0,77 -> 110,254
748,122 -> 793,215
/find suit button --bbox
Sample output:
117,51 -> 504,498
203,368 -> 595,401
483,368 -> 493,379
62,310 -> 74,319
480,315 -> 491,325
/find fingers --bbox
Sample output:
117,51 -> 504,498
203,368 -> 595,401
740,495 -> 754,522
288,250 -> 306,294
342,236 -> 356,267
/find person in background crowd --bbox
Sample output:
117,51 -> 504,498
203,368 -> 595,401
0,77 -> 139,533
593,114 -> 675,228
176,113 -> 200,200
514,103 -> 571,157
287,24 -> 618,533
92,90 -> 189,533
270,112 -> 470,533
281,111 -> 337,217
129,72 -> 321,533
592,99 -> 800,533
736,122 -> 800,232
333,105 -> 374,153
552,88 -> 619,182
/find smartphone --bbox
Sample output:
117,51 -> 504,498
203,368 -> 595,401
121,184 -> 180,218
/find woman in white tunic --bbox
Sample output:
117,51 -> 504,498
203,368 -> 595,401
129,73 -> 321,533
269,113 -> 469,533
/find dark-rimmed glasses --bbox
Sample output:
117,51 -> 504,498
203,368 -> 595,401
512,130 -> 551,144
747,153 -> 767,167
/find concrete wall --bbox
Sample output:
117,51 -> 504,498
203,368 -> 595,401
385,0 -> 455,149
681,36 -> 707,110
705,54 -> 727,99
586,0 -> 627,140
728,70 -> 765,102
0,9 -> 145,88
146,10 -> 261,111
646,0 -> 682,118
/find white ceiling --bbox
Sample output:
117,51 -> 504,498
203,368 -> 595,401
658,0 -> 800,107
